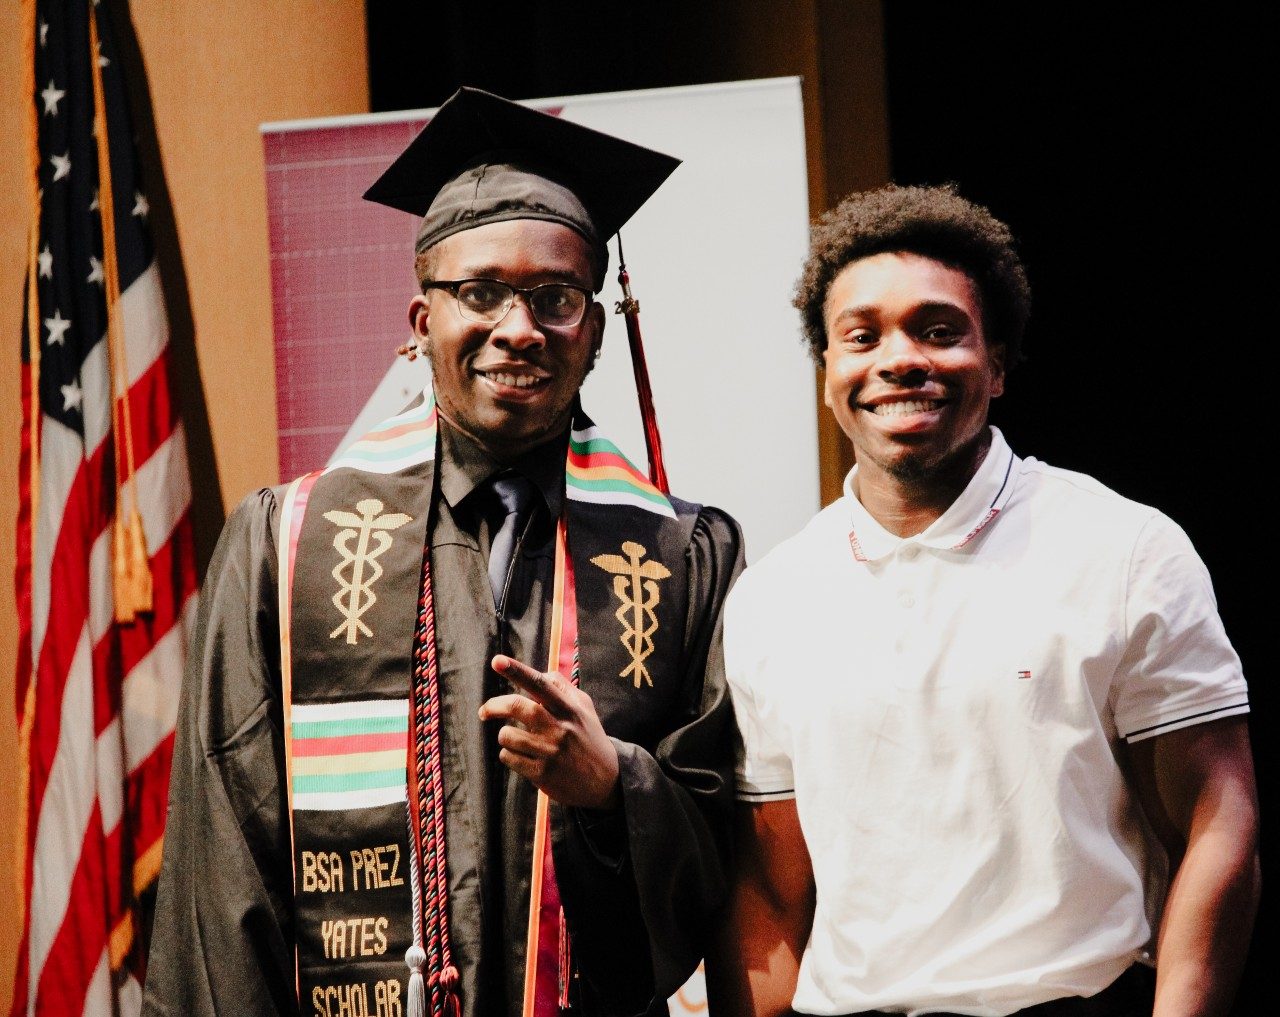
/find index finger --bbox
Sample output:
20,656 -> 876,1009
491,655 -> 572,715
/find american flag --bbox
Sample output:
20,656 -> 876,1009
12,1 -> 198,1014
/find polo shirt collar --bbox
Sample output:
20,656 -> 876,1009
844,427 -> 1020,563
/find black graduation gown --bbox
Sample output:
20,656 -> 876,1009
141,424 -> 744,1017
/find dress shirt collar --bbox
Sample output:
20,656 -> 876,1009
436,416 -> 567,520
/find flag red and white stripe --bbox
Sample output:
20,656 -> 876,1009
12,1 -> 198,1014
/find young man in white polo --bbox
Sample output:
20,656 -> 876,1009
709,184 -> 1258,1017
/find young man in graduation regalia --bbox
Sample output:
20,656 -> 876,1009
142,88 -> 744,1017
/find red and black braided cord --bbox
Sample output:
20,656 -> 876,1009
408,544 -> 461,1016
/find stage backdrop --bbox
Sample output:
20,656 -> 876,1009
261,77 -> 814,1013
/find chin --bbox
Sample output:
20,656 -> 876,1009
883,455 -> 938,484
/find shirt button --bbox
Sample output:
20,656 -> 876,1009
898,590 -> 915,608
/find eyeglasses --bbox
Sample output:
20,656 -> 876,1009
422,278 -> 592,329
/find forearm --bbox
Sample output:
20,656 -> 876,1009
706,800 -> 814,1017
1127,718 -> 1262,1017
706,885 -> 810,1017
1153,829 -> 1260,1017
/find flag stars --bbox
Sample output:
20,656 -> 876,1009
90,189 -> 100,212
132,192 -> 149,218
38,246 -> 53,279
41,80 -> 66,116
50,152 -> 71,181
97,43 -> 109,69
61,381 -> 83,414
44,309 -> 72,347
39,19 -> 49,47
87,257 -> 105,286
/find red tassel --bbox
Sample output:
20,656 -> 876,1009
614,240 -> 670,494
439,964 -> 462,1017
557,906 -> 571,1009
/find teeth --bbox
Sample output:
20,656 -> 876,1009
872,399 -> 940,417
487,372 -> 543,389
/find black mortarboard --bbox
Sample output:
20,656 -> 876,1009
363,87 -> 680,284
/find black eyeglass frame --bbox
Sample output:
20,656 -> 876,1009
421,277 -> 594,329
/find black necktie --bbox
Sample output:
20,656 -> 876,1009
486,473 -> 533,608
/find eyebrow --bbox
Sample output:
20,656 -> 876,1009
829,299 -> 972,327
451,264 -> 589,287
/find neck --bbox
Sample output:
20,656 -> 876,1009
854,431 -> 992,538
434,404 -> 571,465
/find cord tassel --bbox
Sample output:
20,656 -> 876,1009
439,963 -> 462,1017
405,944 -> 426,1017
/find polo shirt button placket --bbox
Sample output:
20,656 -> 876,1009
896,544 -> 918,610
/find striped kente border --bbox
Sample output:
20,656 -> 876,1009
324,396 -> 438,475
290,699 -> 408,811
566,424 -> 675,518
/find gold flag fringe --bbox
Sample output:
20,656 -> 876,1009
88,3 -> 152,621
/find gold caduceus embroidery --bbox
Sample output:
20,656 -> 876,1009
324,498 -> 413,644
590,541 -> 671,689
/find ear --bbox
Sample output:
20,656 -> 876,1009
988,343 -> 1006,398
408,293 -> 431,349
584,300 -> 606,362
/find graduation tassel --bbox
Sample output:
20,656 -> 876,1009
614,235 -> 670,495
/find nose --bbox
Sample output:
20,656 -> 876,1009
876,328 -> 930,382
488,293 -> 546,349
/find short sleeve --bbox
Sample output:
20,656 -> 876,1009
1112,513 -> 1249,743
724,575 -> 796,802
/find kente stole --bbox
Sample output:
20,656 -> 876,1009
278,391 -> 693,1016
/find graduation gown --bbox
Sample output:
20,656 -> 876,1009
141,417 -> 743,1017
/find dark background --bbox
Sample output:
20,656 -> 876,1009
881,10 -> 1268,1013
367,4 -> 1268,1010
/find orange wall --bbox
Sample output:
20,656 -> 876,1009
0,1 -> 369,1005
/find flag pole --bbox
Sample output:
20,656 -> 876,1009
14,0 -> 42,960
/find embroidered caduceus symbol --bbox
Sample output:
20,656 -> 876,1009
323,498 -> 413,644
590,541 -> 671,688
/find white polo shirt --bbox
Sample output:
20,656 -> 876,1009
724,428 -> 1248,1017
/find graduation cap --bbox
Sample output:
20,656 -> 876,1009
363,86 -> 680,284
366,86 -> 678,494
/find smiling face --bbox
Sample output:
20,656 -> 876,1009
823,251 -> 1005,495
408,218 -> 604,461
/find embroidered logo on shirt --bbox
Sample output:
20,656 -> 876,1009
590,540 -> 671,688
324,498 -> 413,644
1017,669 -> 1033,680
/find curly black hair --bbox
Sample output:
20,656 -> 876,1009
793,183 -> 1031,367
